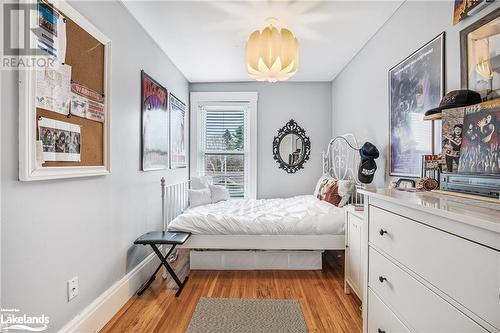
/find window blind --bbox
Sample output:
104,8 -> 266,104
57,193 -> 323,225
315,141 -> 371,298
200,105 -> 249,198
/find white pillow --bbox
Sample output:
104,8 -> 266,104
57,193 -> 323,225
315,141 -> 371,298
337,180 -> 355,207
209,184 -> 230,203
188,188 -> 212,208
191,176 -> 212,189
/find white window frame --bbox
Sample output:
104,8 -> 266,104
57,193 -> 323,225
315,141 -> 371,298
190,92 -> 258,199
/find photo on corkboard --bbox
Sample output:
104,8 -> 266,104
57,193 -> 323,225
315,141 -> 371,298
458,101 -> 499,174
141,71 -> 169,171
441,108 -> 465,173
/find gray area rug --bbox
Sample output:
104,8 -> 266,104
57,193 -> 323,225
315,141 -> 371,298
187,297 -> 308,333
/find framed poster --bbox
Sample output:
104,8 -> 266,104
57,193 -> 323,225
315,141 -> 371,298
460,8 -> 500,101
453,0 -> 493,25
389,33 -> 445,177
458,99 -> 499,174
169,93 -> 188,168
141,70 -> 169,171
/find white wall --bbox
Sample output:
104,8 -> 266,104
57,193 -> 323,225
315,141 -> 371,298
190,82 -> 332,199
331,1 -> 500,187
1,1 -> 189,331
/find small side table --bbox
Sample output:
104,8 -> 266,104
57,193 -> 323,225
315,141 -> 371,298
134,231 -> 191,297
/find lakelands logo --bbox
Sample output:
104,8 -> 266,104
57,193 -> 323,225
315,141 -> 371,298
0,308 -> 50,331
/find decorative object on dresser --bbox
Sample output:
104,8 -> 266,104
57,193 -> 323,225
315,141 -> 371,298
141,70 -> 169,171
344,205 -> 363,302
389,33 -> 445,177
360,188 -> 500,333
272,119 -> 311,173
460,8 -> 500,101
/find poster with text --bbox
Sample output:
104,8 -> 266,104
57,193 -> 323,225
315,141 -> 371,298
141,71 -> 169,171
169,94 -> 188,168
389,33 -> 444,177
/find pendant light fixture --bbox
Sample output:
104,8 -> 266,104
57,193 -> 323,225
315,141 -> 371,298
245,18 -> 299,82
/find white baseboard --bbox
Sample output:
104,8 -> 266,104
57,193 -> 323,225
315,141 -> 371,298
58,252 -> 158,333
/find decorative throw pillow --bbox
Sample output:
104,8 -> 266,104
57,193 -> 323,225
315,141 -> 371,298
314,175 -> 332,198
188,188 -> 212,208
209,184 -> 230,203
191,176 -> 213,190
320,179 -> 343,207
337,180 -> 355,207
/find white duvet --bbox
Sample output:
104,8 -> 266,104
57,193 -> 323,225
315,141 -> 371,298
167,195 -> 345,235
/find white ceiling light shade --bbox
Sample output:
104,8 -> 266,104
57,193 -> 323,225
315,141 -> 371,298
246,20 -> 299,83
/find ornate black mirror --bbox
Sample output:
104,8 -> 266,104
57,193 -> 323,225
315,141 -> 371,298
273,119 -> 311,173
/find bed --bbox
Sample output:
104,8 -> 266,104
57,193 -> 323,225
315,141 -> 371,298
160,133 -> 363,269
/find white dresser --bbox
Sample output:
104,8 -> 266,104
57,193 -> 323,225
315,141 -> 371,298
359,189 -> 500,333
345,205 -> 364,301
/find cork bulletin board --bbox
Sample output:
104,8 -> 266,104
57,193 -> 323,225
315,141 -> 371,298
19,1 -> 111,181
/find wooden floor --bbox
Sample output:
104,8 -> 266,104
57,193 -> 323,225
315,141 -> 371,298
101,250 -> 362,333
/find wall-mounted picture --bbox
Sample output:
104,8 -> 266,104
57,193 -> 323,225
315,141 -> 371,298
453,0 -> 493,25
441,107 -> 466,173
458,99 -> 499,174
141,70 -> 169,171
389,33 -> 445,177
169,93 -> 188,169
460,8 -> 500,101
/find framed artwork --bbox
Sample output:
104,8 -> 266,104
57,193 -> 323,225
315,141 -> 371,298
169,93 -> 188,169
141,70 -> 169,171
441,107 -> 466,173
460,8 -> 500,101
389,33 -> 445,177
453,0 -> 493,25
458,99 -> 499,174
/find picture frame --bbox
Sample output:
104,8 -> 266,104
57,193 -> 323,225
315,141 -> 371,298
389,33 -> 445,178
141,70 -> 169,171
169,93 -> 188,169
18,0 -> 112,181
460,8 -> 500,101
453,0 -> 493,25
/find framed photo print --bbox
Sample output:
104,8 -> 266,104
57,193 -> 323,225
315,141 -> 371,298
389,33 -> 445,177
460,8 -> 500,101
458,99 -> 499,174
169,93 -> 188,169
141,70 -> 169,171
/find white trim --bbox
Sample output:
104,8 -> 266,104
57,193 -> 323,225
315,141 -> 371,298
19,0 -> 112,181
190,92 -> 258,199
178,234 -> 345,250
58,252 -> 158,333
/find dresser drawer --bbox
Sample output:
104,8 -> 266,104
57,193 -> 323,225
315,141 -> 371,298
369,247 -> 487,332
369,205 -> 500,330
368,288 -> 409,333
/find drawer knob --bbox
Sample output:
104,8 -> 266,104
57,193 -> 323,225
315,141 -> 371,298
378,329 -> 386,333
379,229 -> 388,236
379,276 -> 387,283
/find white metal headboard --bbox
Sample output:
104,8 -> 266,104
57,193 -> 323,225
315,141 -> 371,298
322,134 -> 364,205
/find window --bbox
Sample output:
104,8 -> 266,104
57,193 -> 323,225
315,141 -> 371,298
191,92 -> 257,199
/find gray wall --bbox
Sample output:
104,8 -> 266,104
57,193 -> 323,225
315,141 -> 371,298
190,82 -> 332,199
1,1 -> 189,331
331,1 -> 500,186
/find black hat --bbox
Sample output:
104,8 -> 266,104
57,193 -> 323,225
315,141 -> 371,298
360,142 -> 379,161
358,159 -> 377,184
424,90 -> 482,116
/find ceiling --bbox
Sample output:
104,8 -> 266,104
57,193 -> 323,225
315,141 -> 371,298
122,1 -> 403,82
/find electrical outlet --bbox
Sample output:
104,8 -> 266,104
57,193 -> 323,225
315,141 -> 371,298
68,277 -> 79,301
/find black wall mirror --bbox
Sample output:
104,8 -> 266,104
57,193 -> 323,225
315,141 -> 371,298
273,119 -> 311,173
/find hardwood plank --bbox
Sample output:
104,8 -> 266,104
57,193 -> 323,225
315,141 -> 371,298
101,250 -> 361,333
